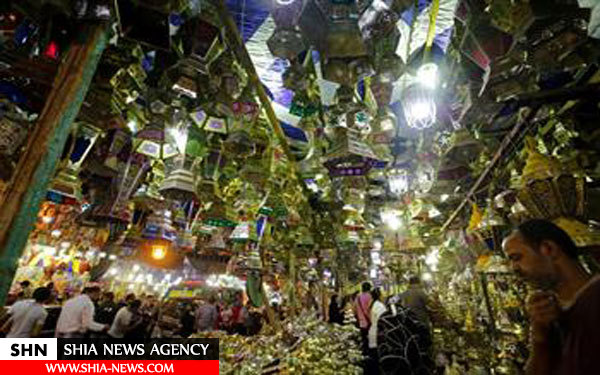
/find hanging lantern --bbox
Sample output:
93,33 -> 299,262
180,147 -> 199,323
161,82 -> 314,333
298,0 -> 367,60
267,27 -> 307,60
205,228 -> 228,251
230,220 -> 258,243
387,167 -> 409,196
203,116 -> 228,135
86,155 -> 148,226
180,16 -> 225,75
324,127 -> 380,177
401,83 -> 437,130
49,122 -> 102,202
176,229 -> 197,253
189,109 -> 208,128
102,125 -> 131,172
414,159 -> 436,194
159,156 -> 197,201
473,203 -> 507,250
516,138 -> 586,220
134,121 -> 178,159
141,209 -> 177,242
554,217 -> 600,249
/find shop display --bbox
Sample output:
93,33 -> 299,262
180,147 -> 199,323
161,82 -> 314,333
1,0 -> 600,373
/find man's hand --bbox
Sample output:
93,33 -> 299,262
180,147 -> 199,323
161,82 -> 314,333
103,324 -> 110,332
526,291 -> 561,343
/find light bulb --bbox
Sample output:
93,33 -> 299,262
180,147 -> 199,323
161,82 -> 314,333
151,245 -> 166,260
401,84 -> 436,129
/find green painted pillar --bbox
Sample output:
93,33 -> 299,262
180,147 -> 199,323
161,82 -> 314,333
0,25 -> 108,305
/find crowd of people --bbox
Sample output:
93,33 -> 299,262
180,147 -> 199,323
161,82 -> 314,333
1,286 -> 264,340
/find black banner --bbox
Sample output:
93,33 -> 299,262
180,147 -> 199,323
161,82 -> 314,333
57,339 -> 219,360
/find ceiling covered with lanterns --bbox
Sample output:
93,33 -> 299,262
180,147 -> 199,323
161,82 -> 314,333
1,0 -> 600,282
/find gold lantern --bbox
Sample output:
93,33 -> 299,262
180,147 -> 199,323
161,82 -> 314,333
516,138 -> 586,220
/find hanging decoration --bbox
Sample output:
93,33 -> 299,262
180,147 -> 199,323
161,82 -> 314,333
400,82 -> 437,130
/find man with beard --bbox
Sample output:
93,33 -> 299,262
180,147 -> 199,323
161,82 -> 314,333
502,219 -> 600,375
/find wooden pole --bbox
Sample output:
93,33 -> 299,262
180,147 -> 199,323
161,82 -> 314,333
0,24 -> 108,305
440,107 -> 538,231
215,0 -> 329,324
213,0 -> 315,201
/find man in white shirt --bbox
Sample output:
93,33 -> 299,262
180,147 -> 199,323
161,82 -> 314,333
367,288 -> 387,374
108,299 -> 141,338
2,287 -> 51,337
55,286 -> 108,338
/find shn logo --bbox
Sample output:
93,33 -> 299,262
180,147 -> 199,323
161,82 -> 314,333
11,343 -> 47,357
0,338 -> 58,360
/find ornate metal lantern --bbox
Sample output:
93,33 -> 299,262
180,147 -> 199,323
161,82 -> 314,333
516,138 -> 586,220
49,122 -> 102,201
400,83 -> 437,130
323,127 -> 380,177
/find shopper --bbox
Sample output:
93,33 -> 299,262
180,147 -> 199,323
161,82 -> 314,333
328,294 -> 344,325
46,282 -> 59,304
2,287 -> 51,337
55,286 -> 108,338
399,276 -> 431,329
354,282 -> 373,353
20,280 -> 32,299
96,292 -> 118,325
503,219 -> 600,375
118,293 -> 136,310
178,303 -> 195,337
366,288 -> 387,375
108,299 -> 141,338
196,296 -> 218,332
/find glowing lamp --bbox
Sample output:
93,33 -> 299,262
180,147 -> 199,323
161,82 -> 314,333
401,83 -> 437,130
151,245 -> 166,260
387,168 -> 409,196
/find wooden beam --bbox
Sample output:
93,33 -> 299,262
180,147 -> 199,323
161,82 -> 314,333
214,0 -> 328,327
0,24 -> 108,305
213,0 -> 308,193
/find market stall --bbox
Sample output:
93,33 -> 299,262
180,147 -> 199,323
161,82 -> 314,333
1,0 -> 600,373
